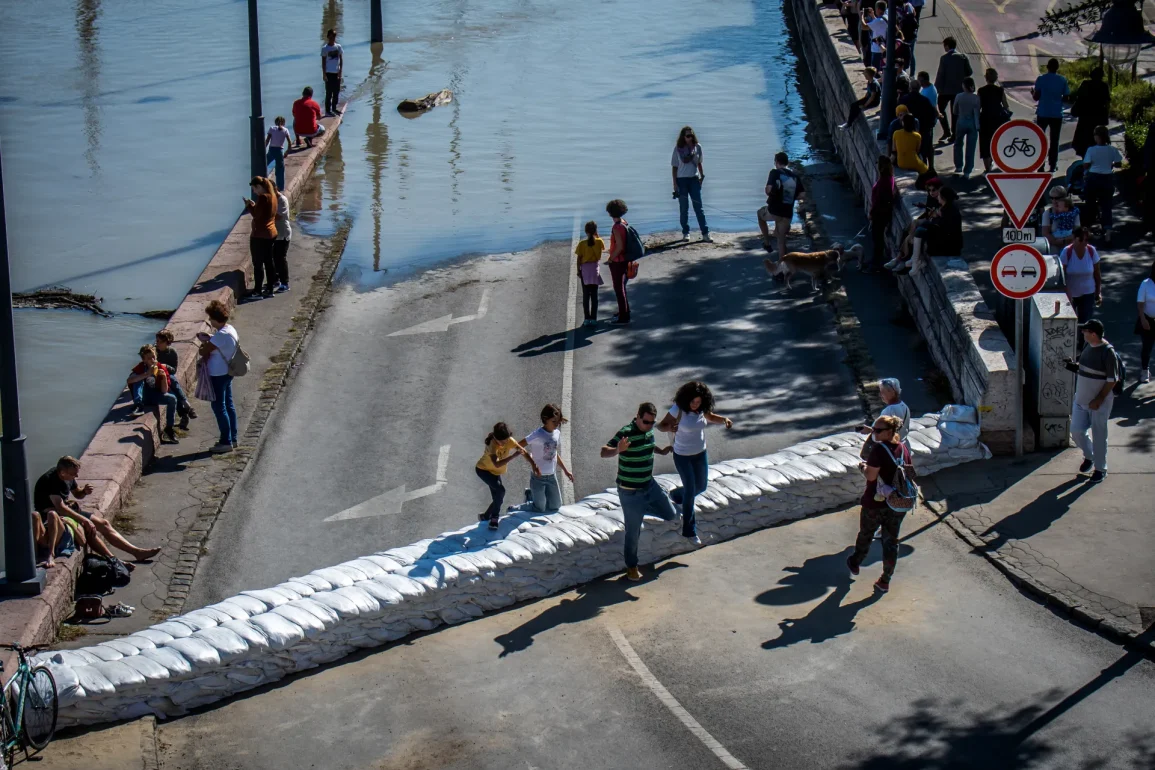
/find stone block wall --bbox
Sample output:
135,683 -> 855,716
788,0 -> 1020,453
36,414 -> 989,727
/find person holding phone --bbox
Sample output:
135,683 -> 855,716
199,300 -> 240,454
244,176 -> 279,297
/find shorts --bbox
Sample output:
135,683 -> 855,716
35,512 -> 81,559
758,206 -> 791,225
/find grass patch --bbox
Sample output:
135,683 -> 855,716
57,624 -> 88,643
112,508 -> 139,537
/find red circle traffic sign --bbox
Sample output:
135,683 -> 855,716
991,120 -> 1048,173
991,244 -> 1047,299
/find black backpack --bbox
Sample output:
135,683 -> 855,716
624,224 -> 645,261
76,554 -> 130,596
1110,344 -> 1126,397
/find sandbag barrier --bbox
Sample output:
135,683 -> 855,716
36,412 -> 988,726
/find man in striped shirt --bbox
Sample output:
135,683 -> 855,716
1064,319 -> 1118,484
602,402 -> 677,581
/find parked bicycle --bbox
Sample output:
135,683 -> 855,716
0,644 -> 57,766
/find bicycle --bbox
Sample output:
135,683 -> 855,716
1003,137 -> 1037,158
0,644 -> 58,766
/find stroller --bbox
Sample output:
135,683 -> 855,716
1065,159 -> 1087,201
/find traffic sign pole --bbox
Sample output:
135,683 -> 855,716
1015,298 -> 1023,457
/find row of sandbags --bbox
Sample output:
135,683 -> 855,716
36,411 -> 990,726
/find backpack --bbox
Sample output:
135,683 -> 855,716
228,341 -> 251,377
624,224 -> 645,262
884,444 -> 919,513
76,554 -> 116,596
1108,344 -> 1125,397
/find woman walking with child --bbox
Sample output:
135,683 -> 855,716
475,422 -> 537,530
575,221 -> 604,326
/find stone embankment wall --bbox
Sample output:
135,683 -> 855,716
36,413 -> 989,727
789,0 -> 1019,453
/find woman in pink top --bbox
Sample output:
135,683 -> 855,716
606,198 -> 632,325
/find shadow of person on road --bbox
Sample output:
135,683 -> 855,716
493,562 -> 687,658
980,477 -> 1093,552
511,322 -> 614,358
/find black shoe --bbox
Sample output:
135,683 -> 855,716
187,406 -> 198,419
1078,458 -> 1094,475
1087,470 -> 1106,484
612,317 -> 630,325
162,428 -> 179,444
479,512 -> 490,521
488,517 -> 500,530
178,414 -> 190,431
847,556 -> 860,577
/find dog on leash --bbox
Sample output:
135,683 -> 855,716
763,243 -> 863,291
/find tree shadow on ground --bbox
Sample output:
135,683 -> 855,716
492,562 -> 688,658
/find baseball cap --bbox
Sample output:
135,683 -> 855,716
1078,319 -> 1104,336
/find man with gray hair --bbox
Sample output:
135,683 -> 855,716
879,378 -> 911,439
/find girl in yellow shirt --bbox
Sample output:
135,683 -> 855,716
476,422 -> 537,529
891,114 -> 928,174
575,221 -> 605,327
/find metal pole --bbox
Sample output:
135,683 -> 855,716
247,0 -> 267,181
932,0 -> 937,16
1014,298 -> 1024,457
0,138 -> 45,597
371,0 -> 383,44
878,0 -> 899,139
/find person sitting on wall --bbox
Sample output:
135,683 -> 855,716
292,86 -> 327,148
891,113 -> 929,176
839,67 -> 881,129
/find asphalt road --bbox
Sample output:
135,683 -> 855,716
155,504 -> 1155,770
188,229 -> 864,603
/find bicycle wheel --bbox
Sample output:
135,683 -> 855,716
21,667 -> 57,751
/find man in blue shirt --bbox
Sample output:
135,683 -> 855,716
1032,58 -> 1070,172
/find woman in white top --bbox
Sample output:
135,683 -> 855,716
272,189 -> 292,294
1059,226 -> 1101,327
197,299 -> 240,453
1136,260 -> 1155,382
858,378 -> 911,451
1082,125 -> 1124,241
951,77 -> 982,178
671,126 -> 710,242
657,381 -> 733,544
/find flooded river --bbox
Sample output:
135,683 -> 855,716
0,0 -> 813,474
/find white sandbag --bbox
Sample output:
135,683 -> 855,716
220,619 -> 272,650
399,568 -> 445,591
357,580 -> 405,606
531,525 -> 576,549
358,554 -> 407,572
98,639 -> 144,657
120,654 -> 171,681
72,665 -> 115,697
46,649 -> 101,667
939,404 -> 977,424
940,421 -> 981,440
772,461 -> 820,483
456,550 -> 498,572
475,546 -> 514,568
509,531 -> 557,557
249,613 -> 306,649
119,634 -> 157,652
271,603 -> 329,635
240,588 -> 292,609
223,594 -> 270,616
164,638 -> 221,669
790,440 -> 833,454
44,663 -> 83,706
747,467 -> 792,488
266,585 -> 305,602
206,600 -> 257,621
332,586 -> 382,616
310,567 -> 356,588
806,453 -> 852,475
278,580 -> 317,597
344,558 -> 389,579
290,574 -> 333,592
140,647 -> 194,677
331,563 -> 372,582
192,627 -> 249,660
85,646 -> 124,662
372,573 -> 426,599
380,544 -> 428,565
91,660 -> 146,688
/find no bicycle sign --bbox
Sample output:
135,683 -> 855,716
991,120 -> 1048,174
990,244 -> 1047,299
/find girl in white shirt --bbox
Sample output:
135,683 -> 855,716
657,381 -> 734,545
1082,126 -> 1123,241
1136,261 -> 1155,382
197,299 -> 240,453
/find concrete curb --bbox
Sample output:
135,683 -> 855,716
0,105 -> 348,655
34,413 -> 990,726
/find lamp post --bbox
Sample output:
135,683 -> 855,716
371,0 -> 383,45
247,0 -> 267,180
879,0 -> 899,139
0,139 -> 45,597
1086,0 -> 1155,72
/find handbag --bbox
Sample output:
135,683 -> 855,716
227,341 -> 251,377
627,261 -> 639,280
194,358 -> 216,401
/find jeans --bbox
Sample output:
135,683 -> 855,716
273,239 -> 290,285
141,390 -> 178,430
861,33 -> 873,67
581,283 -> 599,321
133,377 -> 189,413
1070,292 -> 1096,325
209,374 -> 237,444
937,93 -> 957,136
953,116 -> 978,175
920,129 -> 936,170
1085,172 -> 1115,231
1036,115 -> 1062,170
250,237 -> 278,293
618,480 -> 678,568
1140,317 -> 1155,369
475,467 -> 505,521
266,146 -> 285,191
1072,396 -> 1113,472
676,176 -> 708,237
671,450 -> 708,537
609,261 -> 630,321
848,506 -> 907,578
522,473 -> 562,513
324,72 -> 340,114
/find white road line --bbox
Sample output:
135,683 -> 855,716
559,212 -> 580,505
996,32 -> 1021,64
606,624 -> 750,770
435,443 -> 450,483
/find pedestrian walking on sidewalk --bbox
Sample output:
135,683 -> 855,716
602,402 -> 676,581
846,414 -> 911,593
1032,58 -> 1069,173
934,37 -> 973,142
1134,261 -> 1155,383
606,199 -> 636,325
244,176 -> 279,297
1083,126 -> 1124,242
1065,319 -> 1118,484
1071,68 -> 1111,158
843,0 -> 862,52
476,423 -> 536,529
199,300 -> 240,454
671,126 -> 710,242
321,29 -> 343,117
265,116 -> 291,192
979,68 -> 1011,174
272,185 -> 292,293
1059,227 -> 1101,327
951,77 -> 981,178
859,7 -> 876,68
575,221 -> 604,326
867,155 -> 898,272
758,151 -> 805,258
514,405 -> 574,513
657,381 -> 733,546
903,74 -> 939,170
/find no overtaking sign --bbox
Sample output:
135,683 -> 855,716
990,244 -> 1047,299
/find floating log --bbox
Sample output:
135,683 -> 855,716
397,89 -> 452,117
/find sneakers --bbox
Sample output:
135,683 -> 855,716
1087,470 -> 1106,484
130,407 -> 146,417
275,283 -> 290,293
178,413 -> 190,431
1078,458 -> 1094,475
883,257 -> 902,270
847,556 -> 860,576
162,427 -> 179,445
210,442 -> 233,454
488,517 -> 500,530
1140,368 -> 1151,383
478,512 -> 490,521
626,566 -> 643,581
874,576 -> 890,593
701,234 -> 713,243
686,534 -> 702,546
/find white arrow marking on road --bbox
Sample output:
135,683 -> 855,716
324,445 -> 451,522
996,32 -> 1020,65
387,288 -> 490,336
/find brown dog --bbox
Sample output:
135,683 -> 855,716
763,242 -> 864,291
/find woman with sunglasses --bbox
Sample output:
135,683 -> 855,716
671,126 -> 711,242
846,414 -> 911,593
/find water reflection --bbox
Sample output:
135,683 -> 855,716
364,56 -> 390,271
447,65 -> 464,210
75,0 -> 102,175
322,0 -> 343,39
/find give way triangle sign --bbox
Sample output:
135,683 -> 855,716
987,173 -> 1052,230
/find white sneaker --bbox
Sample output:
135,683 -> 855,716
883,258 -> 901,270
1141,368 -> 1151,383
687,534 -> 703,546
701,234 -> 713,243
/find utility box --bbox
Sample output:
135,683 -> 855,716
1027,293 -> 1077,449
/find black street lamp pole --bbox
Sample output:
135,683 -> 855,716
371,0 -> 383,44
879,0 -> 899,139
248,0 -> 267,180
0,139 -> 45,597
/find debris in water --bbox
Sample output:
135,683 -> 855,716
13,287 -> 110,317
397,89 -> 452,117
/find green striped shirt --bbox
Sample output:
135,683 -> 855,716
608,422 -> 656,488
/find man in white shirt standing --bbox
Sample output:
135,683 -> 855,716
321,29 -> 343,117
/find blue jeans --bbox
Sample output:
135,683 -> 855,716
522,473 -> 562,513
953,116 -> 978,175
671,450 -> 708,537
135,372 -> 189,412
141,390 -> 178,430
209,374 -> 237,444
1072,396 -> 1113,472
266,146 -> 285,191
676,176 -> 708,236
475,467 -> 505,521
618,480 -> 678,568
